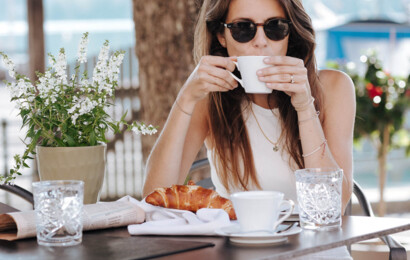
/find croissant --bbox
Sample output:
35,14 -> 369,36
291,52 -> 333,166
145,181 -> 237,220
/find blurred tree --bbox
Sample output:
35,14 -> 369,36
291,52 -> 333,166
132,0 -> 200,163
328,51 -> 410,216
355,53 -> 409,216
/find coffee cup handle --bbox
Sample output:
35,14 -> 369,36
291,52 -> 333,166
228,61 -> 243,86
273,199 -> 295,230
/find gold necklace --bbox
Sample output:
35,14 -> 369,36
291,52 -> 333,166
250,105 -> 279,152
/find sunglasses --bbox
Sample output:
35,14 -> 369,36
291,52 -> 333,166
222,18 -> 292,43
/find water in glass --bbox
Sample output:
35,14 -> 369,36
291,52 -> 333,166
32,180 -> 84,246
295,168 -> 343,230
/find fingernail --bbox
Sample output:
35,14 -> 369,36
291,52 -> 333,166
263,57 -> 270,63
266,83 -> 272,86
257,70 -> 263,76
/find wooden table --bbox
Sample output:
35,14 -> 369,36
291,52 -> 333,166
1,203 -> 410,260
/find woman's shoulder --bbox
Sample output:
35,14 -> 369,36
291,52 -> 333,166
317,69 -> 355,102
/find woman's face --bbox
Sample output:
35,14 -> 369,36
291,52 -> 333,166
217,0 -> 289,57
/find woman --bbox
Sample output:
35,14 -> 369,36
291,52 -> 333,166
143,0 -> 354,257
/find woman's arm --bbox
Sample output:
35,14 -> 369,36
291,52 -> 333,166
317,69 -> 355,212
296,69 -> 355,212
142,56 -> 238,198
257,57 -> 355,211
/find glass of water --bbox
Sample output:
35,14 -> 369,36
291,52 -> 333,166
295,168 -> 343,230
32,180 -> 84,246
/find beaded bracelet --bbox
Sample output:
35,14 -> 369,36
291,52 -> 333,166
175,100 -> 192,116
302,139 -> 327,158
298,111 -> 320,124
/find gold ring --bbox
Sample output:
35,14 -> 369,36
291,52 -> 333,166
290,74 -> 294,84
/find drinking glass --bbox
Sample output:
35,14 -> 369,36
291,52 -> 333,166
32,180 -> 84,246
295,168 -> 343,230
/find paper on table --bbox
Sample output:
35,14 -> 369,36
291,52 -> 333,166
126,196 -> 232,236
0,196 -> 145,241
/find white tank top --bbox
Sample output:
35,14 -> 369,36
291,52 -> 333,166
207,102 -> 298,202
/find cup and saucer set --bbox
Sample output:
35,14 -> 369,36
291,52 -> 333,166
215,191 -> 301,246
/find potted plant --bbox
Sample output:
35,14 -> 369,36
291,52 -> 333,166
0,33 -> 157,203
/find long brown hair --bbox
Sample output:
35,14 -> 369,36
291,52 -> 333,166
194,0 -> 322,193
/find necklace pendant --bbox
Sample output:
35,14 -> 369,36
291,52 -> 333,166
273,145 -> 279,152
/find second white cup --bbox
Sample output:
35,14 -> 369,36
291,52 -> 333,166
230,56 -> 273,94
230,191 -> 294,232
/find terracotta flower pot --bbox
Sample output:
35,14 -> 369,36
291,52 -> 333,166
36,144 -> 106,204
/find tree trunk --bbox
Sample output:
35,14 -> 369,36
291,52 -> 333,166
27,0 -> 45,81
132,1 -> 200,163
377,124 -> 390,216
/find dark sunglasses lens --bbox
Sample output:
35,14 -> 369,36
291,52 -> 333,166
264,19 -> 290,41
230,22 -> 256,43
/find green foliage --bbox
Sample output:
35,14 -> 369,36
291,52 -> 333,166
328,50 -> 410,154
0,33 -> 157,184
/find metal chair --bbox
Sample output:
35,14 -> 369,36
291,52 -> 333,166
189,157 -> 407,260
0,184 -> 34,206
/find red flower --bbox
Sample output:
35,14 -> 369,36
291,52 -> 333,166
366,83 -> 383,98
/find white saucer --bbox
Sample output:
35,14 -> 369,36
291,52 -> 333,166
215,223 -> 301,245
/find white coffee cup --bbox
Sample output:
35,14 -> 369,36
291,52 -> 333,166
231,191 -> 294,232
229,56 -> 273,94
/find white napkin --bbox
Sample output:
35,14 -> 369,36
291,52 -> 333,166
123,196 -> 232,236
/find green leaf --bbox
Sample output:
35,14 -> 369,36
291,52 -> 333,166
64,134 -> 76,146
120,111 -> 128,122
55,138 -> 65,147
90,131 -> 96,146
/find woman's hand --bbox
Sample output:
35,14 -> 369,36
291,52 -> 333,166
256,56 -> 311,105
179,56 -> 238,105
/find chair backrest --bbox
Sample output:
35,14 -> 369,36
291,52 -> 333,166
189,157 -> 374,217
0,184 -> 34,206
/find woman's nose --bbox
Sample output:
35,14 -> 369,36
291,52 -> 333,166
252,26 -> 268,48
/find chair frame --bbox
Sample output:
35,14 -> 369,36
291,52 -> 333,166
189,157 -> 407,260
0,184 -> 34,206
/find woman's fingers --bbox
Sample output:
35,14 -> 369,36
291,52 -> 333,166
195,56 -> 239,91
200,56 -> 237,72
257,66 -> 306,78
252,56 -> 309,95
262,56 -> 304,67
200,64 -> 238,89
258,71 -> 305,84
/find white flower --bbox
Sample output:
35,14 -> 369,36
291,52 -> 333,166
0,52 -> 17,79
48,54 -> 56,67
67,105 -> 77,114
98,40 -> 110,63
71,113 -> 79,125
77,32 -> 89,64
132,123 -> 157,135
54,49 -> 67,84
